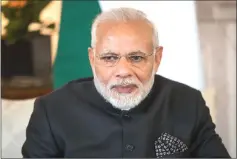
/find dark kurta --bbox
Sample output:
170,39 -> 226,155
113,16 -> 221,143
22,75 -> 230,158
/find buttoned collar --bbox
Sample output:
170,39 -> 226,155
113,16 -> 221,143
69,75 -> 160,117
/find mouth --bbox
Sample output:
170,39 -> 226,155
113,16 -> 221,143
111,84 -> 138,94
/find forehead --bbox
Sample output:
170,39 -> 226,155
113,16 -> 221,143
95,20 -> 154,54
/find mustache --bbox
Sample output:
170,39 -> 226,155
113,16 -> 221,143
108,78 -> 139,88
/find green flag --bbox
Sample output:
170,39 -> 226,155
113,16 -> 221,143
53,1 -> 101,89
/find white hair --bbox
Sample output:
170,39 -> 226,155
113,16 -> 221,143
91,7 -> 159,49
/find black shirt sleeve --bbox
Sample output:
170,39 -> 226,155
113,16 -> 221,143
21,98 -> 61,158
190,91 -> 231,158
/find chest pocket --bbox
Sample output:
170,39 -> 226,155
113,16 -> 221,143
154,132 -> 189,158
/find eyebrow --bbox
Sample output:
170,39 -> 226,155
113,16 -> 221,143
99,52 -> 118,57
100,50 -> 147,56
128,50 -> 146,55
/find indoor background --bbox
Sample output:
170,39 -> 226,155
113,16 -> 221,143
1,1 -> 236,158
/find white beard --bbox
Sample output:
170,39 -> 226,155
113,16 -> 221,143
93,69 -> 155,111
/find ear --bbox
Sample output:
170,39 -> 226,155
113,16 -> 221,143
88,47 -> 94,69
153,46 -> 163,71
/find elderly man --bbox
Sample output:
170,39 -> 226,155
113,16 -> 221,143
22,7 -> 230,158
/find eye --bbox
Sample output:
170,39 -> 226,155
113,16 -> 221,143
129,55 -> 144,62
100,56 -> 119,62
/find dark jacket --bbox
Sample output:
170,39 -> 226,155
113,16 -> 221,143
22,75 -> 230,158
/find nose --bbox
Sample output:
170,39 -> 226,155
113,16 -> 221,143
115,57 -> 132,78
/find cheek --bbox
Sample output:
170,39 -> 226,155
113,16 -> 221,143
135,63 -> 155,84
94,66 -> 113,84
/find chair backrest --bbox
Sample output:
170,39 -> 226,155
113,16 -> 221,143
201,87 -> 216,124
2,98 -> 35,158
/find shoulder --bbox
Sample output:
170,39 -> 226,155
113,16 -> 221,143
154,75 -> 204,112
35,77 -> 94,107
155,74 -> 202,97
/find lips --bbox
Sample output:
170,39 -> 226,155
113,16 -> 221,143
112,84 -> 137,94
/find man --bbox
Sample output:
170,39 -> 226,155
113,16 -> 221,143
22,7 -> 230,158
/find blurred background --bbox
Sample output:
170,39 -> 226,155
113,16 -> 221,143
1,0 -> 236,158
